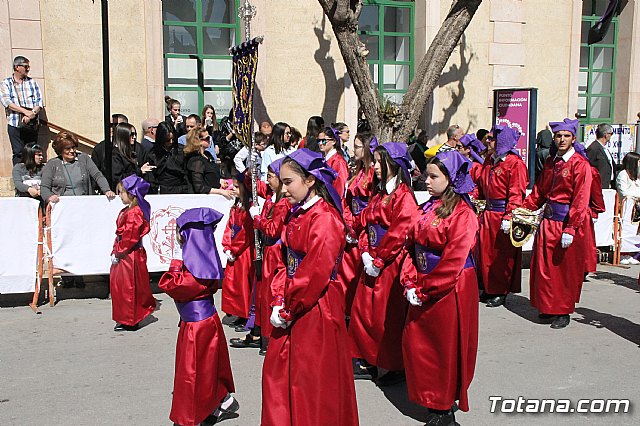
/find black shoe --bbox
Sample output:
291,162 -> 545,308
538,313 -> 555,323
258,348 -> 267,356
479,291 -> 492,303
221,314 -> 238,326
485,295 -> 506,308
376,370 -> 406,387
203,397 -> 240,425
424,411 -> 455,426
550,314 -> 570,329
229,335 -> 260,348
353,359 -> 373,380
114,323 -> 139,332
234,323 -> 248,332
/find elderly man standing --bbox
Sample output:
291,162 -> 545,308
1,56 -> 43,165
522,118 -> 592,329
586,123 -> 616,189
141,118 -> 159,152
424,124 -> 464,158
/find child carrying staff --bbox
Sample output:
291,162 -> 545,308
401,151 -> 479,426
110,175 -> 156,332
261,149 -> 358,426
231,158 -> 288,355
159,208 -> 238,426
220,173 -> 255,329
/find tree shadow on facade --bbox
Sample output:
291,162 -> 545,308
432,34 -> 476,135
574,307 -> 640,347
314,15 -> 344,123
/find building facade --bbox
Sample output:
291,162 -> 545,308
1,0 -> 639,189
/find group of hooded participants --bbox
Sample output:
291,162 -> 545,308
107,116 -> 597,426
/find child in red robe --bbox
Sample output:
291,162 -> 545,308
261,149 -> 358,426
401,151 -> 480,425
220,173 -> 255,329
110,175 -> 156,331
159,207 -> 237,426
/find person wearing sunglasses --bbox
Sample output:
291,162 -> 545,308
317,127 -> 349,197
1,56 -> 43,165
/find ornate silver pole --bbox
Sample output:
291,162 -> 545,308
238,1 -> 262,260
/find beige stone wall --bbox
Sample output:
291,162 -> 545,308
39,0 -> 154,144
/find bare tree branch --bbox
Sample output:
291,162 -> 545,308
397,0 -> 483,141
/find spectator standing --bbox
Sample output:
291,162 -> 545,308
586,123 -> 616,189
145,121 -> 190,194
164,97 -> 187,138
233,132 -> 268,179
300,115 -> 324,150
178,114 -> 219,163
111,123 -> 154,184
92,113 -> 128,181
140,118 -> 159,152
1,56 -> 43,165
184,127 -> 232,198
260,122 -> 295,180
12,143 -> 44,198
534,129 -> 553,179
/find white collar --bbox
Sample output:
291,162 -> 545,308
270,193 -> 277,202
492,153 -> 507,163
325,148 -> 337,161
301,195 -> 321,210
556,147 -> 575,162
385,174 -> 399,194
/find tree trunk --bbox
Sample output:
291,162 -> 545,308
319,0 -> 483,142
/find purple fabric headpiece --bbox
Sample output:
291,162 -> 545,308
435,151 -> 476,208
459,133 -> 485,164
285,148 -> 342,214
549,118 -> 579,136
369,136 -> 379,153
176,208 -> 224,280
380,142 -> 412,182
329,127 -> 342,149
492,125 -> 521,157
269,157 -> 284,176
122,175 -> 151,221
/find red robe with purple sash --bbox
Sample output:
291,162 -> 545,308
221,204 -> 255,318
476,153 -> 528,295
326,151 -> 349,197
522,150 -> 593,314
159,260 -> 235,426
401,199 -> 479,412
348,183 -> 417,371
339,167 -> 374,316
261,198 -> 358,426
110,205 -> 155,326
253,180 -> 289,337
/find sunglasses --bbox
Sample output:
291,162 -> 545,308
199,135 -> 210,141
455,144 -> 464,150
317,138 -> 332,145
130,133 -> 137,137
486,136 -> 495,141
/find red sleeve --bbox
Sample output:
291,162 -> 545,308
331,157 -> 349,198
113,208 -> 149,258
417,205 -> 478,301
342,196 -> 355,237
254,198 -> 288,238
372,189 -> 418,269
590,166 -> 606,214
400,226 -> 417,291
284,211 -> 345,319
564,159 -> 592,235
504,157 -> 528,220
228,208 -> 254,256
158,260 -> 217,301
270,246 -> 287,307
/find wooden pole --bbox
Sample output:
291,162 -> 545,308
29,208 -> 44,314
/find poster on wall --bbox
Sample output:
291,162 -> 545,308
583,124 -> 637,165
492,88 -> 538,187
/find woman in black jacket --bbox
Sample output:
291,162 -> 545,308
111,123 -> 153,184
184,127 -> 233,198
146,121 -> 190,194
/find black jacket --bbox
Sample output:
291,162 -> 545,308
146,144 -> 190,194
586,141 -> 615,189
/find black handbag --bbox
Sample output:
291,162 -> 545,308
18,108 -> 40,133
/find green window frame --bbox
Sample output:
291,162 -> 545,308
162,0 -> 240,118
358,0 -> 415,105
578,0 -> 618,124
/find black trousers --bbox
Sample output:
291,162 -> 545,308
8,124 -> 38,165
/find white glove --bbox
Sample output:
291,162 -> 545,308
249,205 -> 261,219
361,252 -> 374,268
110,254 -> 119,265
364,262 -> 381,277
346,234 -> 358,245
406,288 -> 422,306
500,219 -> 511,234
225,250 -> 236,262
172,243 -> 183,261
560,233 -> 574,248
270,306 -> 287,328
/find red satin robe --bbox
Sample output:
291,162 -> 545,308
221,205 -> 255,318
585,166 -> 605,273
261,198 -> 358,426
348,183 -> 417,371
476,153 -> 528,295
522,151 -> 592,314
110,205 -> 155,326
469,161 -> 483,185
401,199 -> 479,412
339,167 -> 374,316
326,151 -> 349,197
159,260 -> 235,426
253,180 -> 289,337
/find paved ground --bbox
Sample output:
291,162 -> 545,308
1,264 -> 639,425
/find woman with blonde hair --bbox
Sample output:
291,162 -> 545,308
185,127 -> 232,198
